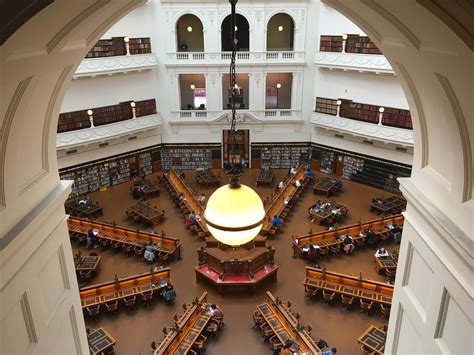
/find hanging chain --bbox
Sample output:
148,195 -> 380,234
229,0 -> 238,174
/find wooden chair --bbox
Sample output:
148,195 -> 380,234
269,335 -> 283,352
322,290 -> 336,306
252,310 -> 265,328
79,270 -> 94,282
317,247 -> 329,259
105,300 -> 119,314
205,320 -> 220,338
260,323 -> 274,339
354,237 -> 366,249
141,290 -> 154,308
134,246 -> 144,259
123,295 -> 137,310
341,294 -> 355,311
360,344 -> 376,354
86,304 -> 101,321
329,244 -> 341,257
385,268 -> 396,284
123,244 -> 134,256
158,251 -> 170,264
111,240 -> 122,252
359,299 -> 374,316
380,303 -> 391,320
162,327 -> 168,336
192,334 -> 207,351
304,285 -> 319,300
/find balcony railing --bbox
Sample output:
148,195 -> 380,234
170,109 -> 302,121
166,51 -> 305,65
314,51 -> 393,74
310,112 -> 413,146
74,53 -> 158,78
56,113 -> 162,149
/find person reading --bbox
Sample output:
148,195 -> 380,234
343,235 -> 355,254
375,247 -> 389,258
272,215 -> 283,227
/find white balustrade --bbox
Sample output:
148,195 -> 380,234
167,51 -> 305,65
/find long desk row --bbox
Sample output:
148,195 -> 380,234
292,214 -> 404,258
255,291 -> 322,354
68,217 -> 181,259
164,170 -> 209,237
154,292 -> 220,354
304,267 -> 393,306
80,269 -> 172,309
261,165 -> 308,235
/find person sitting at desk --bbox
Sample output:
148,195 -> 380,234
87,229 -> 98,249
178,193 -> 186,203
306,168 -> 314,179
189,211 -> 196,224
277,180 -> 285,190
343,235 -> 355,254
272,215 -> 283,228
334,178 -> 342,189
372,196 -> 383,204
144,243 -> 156,262
322,348 -> 337,355
195,212 -> 202,222
207,304 -> 223,319
317,339 -> 329,349
281,339 -> 300,355
390,224 -> 402,244
161,284 -> 176,302
365,229 -> 379,246
375,247 -> 389,258
132,186 -> 141,200
78,195 -> 91,205
294,180 -> 302,189
290,166 -> 298,175
197,194 -> 206,204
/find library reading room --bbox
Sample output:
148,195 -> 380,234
1,1 -> 472,355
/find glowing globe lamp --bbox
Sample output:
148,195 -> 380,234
205,178 -> 265,246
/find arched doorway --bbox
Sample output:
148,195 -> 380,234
221,13 -> 250,51
176,14 -> 204,52
0,1 -> 471,354
266,13 -> 294,51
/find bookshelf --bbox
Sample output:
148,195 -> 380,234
319,35 -> 343,52
382,108 -> 412,129
258,144 -> 309,169
128,37 -> 152,54
135,99 -> 157,117
57,110 -> 91,133
342,156 -> 364,179
162,147 -> 213,171
339,99 -> 379,124
319,150 -> 335,174
315,97 -> 338,115
109,158 -> 131,186
138,152 -> 153,176
85,37 -> 127,58
345,35 -> 383,55
57,98 -> 157,133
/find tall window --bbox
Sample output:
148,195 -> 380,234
222,74 -> 249,109
176,14 -> 204,52
221,14 -> 250,51
179,74 -> 206,110
265,73 -> 292,109
267,13 -> 295,51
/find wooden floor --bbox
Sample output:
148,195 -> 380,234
73,168 -> 398,355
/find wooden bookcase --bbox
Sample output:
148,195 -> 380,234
319,35 -> 343,52
135,99 -> 157,117
345,35 -> 383,55
315,97 -> 338,115
223,129 -> 249,167
382,108 -> 412,129
253,143 -> 309,169
128,37 -> 152,54
161,146 -> 214,171
57,110 -> 91,133
85,37 -> 126,58
92,104 -> 124,126
339,99 -> 379,124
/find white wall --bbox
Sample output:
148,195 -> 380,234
102,4 -> 153,39
318,2 -> 366,36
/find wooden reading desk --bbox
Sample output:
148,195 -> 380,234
374,254 -> 398,274
256,168 -> 274,186
304,267 -> 394,306
80,268 -> 172,309
261,165 -> 307,235
371,195 -> 406,215
255,291 -> 321,354
293,214 -> 404,258
313,177 -> 341,197
68,217 -> 181,259
164,170 -> 209,237
134,178 -> 160,198
309,200 -> 348,225
75,256 -> 101,274
66,201 -> 103,219
126,202 -> 164,225
88,327 -> 116,355
196,169 -> 220,186
154,292 -> 216,354
357,325 -> 386,354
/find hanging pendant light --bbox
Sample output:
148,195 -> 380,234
204,0 -> 264,246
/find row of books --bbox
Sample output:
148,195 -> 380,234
161,148 -> 213,170
260,146 -> 309,169
85,37 -> 152,58
319,34 -> 382,55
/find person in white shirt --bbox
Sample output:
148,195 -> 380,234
295,180 -> 302,188
375,247 -> 389,258
290,166 -> 297,175
278,181 -> 285,189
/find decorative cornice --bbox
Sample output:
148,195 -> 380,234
56,114 -> 162,149
73,53 -> 158,78
314,51 -> 394,74
311,113 -> 413,146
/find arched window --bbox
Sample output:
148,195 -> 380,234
221,14 -> 250,51
267,13 -> 294,51
176,14 -> 204,52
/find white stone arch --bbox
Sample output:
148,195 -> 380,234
0,1 -> 472,354
172,11 -> 206,52
264,9 -> 299,52
218,9 -> 254,51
